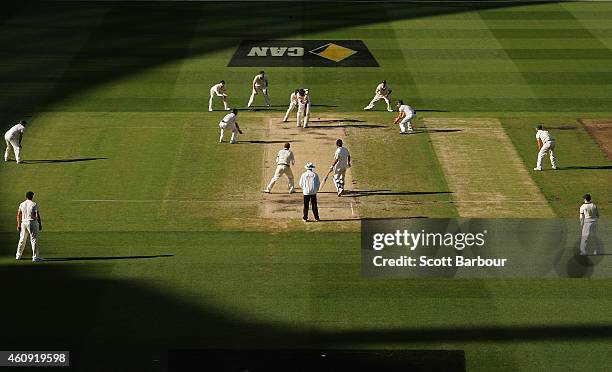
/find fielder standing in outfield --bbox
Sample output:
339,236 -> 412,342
283,89 -> 300,122
209,80 -> 230,112
394,100 -> 416,134
329,139 -> 351,197
296,88 -> 310,128
579,193 -> 600,256
265,142 -> 295,194
299,162 -> 320,222
4,120 -> 27,164
247,71 -> 271,108
16,191 -> 43,262
218,109 -> 242,144
534,124 -> 558,171
364,80 -> 393,112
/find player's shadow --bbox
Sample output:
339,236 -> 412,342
21,157 -> 108,164
309,119 -> 365,123
307,124 -> 386,129
237,140 -> 303,144
43,254 -> 173,262
556,165 -> 612,170
348,190 -> 453,197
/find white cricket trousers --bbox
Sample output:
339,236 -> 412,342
399,113 -> 414,133
297,104 -> 310,128
580,219 -> 600,255
247,87 -> 271,107
333,168 -> 347,191
209,88 -> 228,111
17,221 -> 39,259
266,165 -> 294,192
283,101 -> 296,122
4,135 -> 21,163
219,122 -> 237,144
366,94 -> 391,110
536,140 -> 557,169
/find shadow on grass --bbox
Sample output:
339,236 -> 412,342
0,263 -> 608,370
43,254 -> 174,262
348,190 -> 453,197
557,165 -> 612,170
237,140 -> 303,144
21,157 -> 108,164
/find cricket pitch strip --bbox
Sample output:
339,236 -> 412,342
260,117 -> 359,226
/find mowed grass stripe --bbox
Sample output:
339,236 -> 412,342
424,118 -> 555,218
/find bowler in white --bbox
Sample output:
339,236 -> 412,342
4,120 -> 27,163
579,193 -> 600,256
209,80 -> 230,111
265,142 -> 295,193
247,71 -> 271,108
364,80 -> 393,112
16,191 -> 43,262
219,109 -> 243,144
534,124 -> 558,170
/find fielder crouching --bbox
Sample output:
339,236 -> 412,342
265,142 -> 295,194
218,108 -> 243,144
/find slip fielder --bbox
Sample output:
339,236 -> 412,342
394,100 -> 416,134
247,71 -> 271,108
209,80 -> 230,112
364,80 -> 393,112
218,109 -> 242,144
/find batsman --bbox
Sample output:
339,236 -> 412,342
325,139 -> 351,197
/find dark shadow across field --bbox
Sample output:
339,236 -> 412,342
21,157 -> 108,164
348,190 -> 453,197
43,254 -> 174,262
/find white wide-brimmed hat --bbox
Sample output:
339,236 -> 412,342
304,162 -> 315,170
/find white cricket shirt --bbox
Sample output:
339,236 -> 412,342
376,83 -> 389,95
276,149 -> 295,166
18,200 -> 38,222
211,83 -> 226,95
5,124 -> 25,140
334,147 -> 350,169
299,170 -> 320,195
398,104 -> 414,116
222,113 -> 237,125
536,130 -> 554,143
253,74 -> 268,88
580,202 -> 599,220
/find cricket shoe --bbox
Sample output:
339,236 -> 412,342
363,106 -> 372,110
302,218 -> 308,223
387,108 -> 393,112
594,250 -> 601,256
32,257 -> 44,262
552,166 -> 558,170
263,189 -> 270,194
533,167 -> 542,171
15,255 -> 21,260
208,108 -> 213,112
337,189 -> 344,197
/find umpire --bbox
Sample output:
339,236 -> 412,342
299,162 -> 320,222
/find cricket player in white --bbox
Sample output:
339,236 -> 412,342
209,80 -> 230,112
329,139 -> 351,196
247,71 -> 271,108
4,120 -> 27,163
265,142 -> 295,193
364,80 -> 393,112
16,191 -> 43,262
296,89 -> 310,128
534,124 -> 558,171
283,89 -> 300,122
579,193 -> 600,256
219,109 -> 242,144
394,100 -> 416,133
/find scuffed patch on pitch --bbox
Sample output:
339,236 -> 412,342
580,119 -> 612,161
260,117 -> 359,227
424,118 -> 555,218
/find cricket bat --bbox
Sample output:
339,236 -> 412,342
320,168 -> 333,191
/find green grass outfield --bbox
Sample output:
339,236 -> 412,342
0,1 -> 611,371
